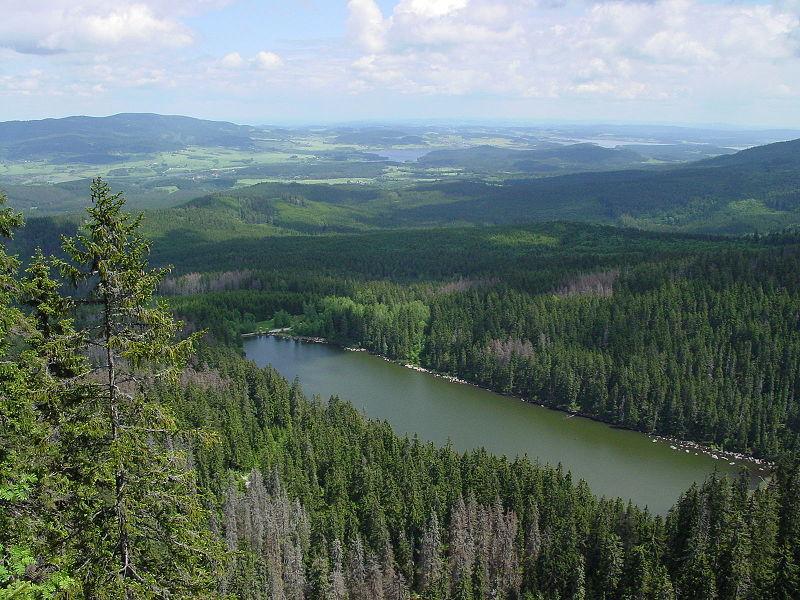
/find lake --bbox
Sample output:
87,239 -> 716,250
244,335 -> 763,514
376,148 -> 434,162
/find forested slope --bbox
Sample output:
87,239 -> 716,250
0,113 -> 259,161
292,249 -> 800,457
162,137 -> 800,234
403,138 -> 800,232
12,189 -> 800,458
162,226 -> 800,458
7,134 -> 800,233
179,345 -> 800,600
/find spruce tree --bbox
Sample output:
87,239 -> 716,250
52,179 -> 221,597
0,195 -> 76,596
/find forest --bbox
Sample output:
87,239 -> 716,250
2,180 -> 800,598
159,225 -> 800,459
289,249 -> 800,457
2,0 -> 800,586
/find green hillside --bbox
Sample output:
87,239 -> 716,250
418,143 -> 650,174
2,116 -> 798,235
403,138 -> 800,233
164,138 -> 800,235
10,135 -> 799,266
0,113 -> 259,162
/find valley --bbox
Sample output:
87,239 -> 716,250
5,115 -> 800,234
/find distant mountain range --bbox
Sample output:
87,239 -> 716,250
3,113 -> 797,166
0,113 -> 258,163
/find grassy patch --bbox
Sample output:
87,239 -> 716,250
487,231 -> 560,248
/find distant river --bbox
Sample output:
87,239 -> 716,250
244,336 -> 763,514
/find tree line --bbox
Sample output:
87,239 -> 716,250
261,247 -> 800,458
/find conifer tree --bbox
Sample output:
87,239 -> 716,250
52,179 -> 221,597
329,540 -> 348,600
0,195 -> 76,596
418,511 -> 444,597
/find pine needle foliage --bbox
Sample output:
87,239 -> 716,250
52,179 -> 221,597
2,180 -> 223,598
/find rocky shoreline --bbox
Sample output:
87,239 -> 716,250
647,435 -> 772,475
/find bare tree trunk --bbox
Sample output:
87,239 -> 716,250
106,296 -> 134,597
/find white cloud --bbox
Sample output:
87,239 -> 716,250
640,31 -> 717,64
396,0 -> 470,19
0,1 -> 197,54
347,0 -> 388,52
82,4 -> 192,48
0,71 -> 42,95
215,51 -> 284,72
220,52 -> 245,69
344,0 -> 800,103
254,51 -> 283,70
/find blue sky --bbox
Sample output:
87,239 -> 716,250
1,0 -> 799,126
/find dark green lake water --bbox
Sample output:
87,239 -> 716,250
244,335 -> 762,514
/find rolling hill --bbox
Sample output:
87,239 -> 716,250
3,115 -> 799,236
417,143 -> 649,173
404,137 -> 800,232
164,137 -> 800,234
0,113 -> 259,163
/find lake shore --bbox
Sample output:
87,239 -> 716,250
246,330 -> 773,474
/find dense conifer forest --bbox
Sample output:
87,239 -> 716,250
288,248 -> 800,457
159,228 -> 800,459
3,181 -> 800,598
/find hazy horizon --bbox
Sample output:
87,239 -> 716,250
5,113 -> 800,134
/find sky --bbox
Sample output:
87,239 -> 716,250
1,0 -> 799,127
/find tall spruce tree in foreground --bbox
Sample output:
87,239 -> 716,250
47,179 -> 221,597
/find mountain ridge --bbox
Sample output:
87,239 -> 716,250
0,113 -> 259,162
